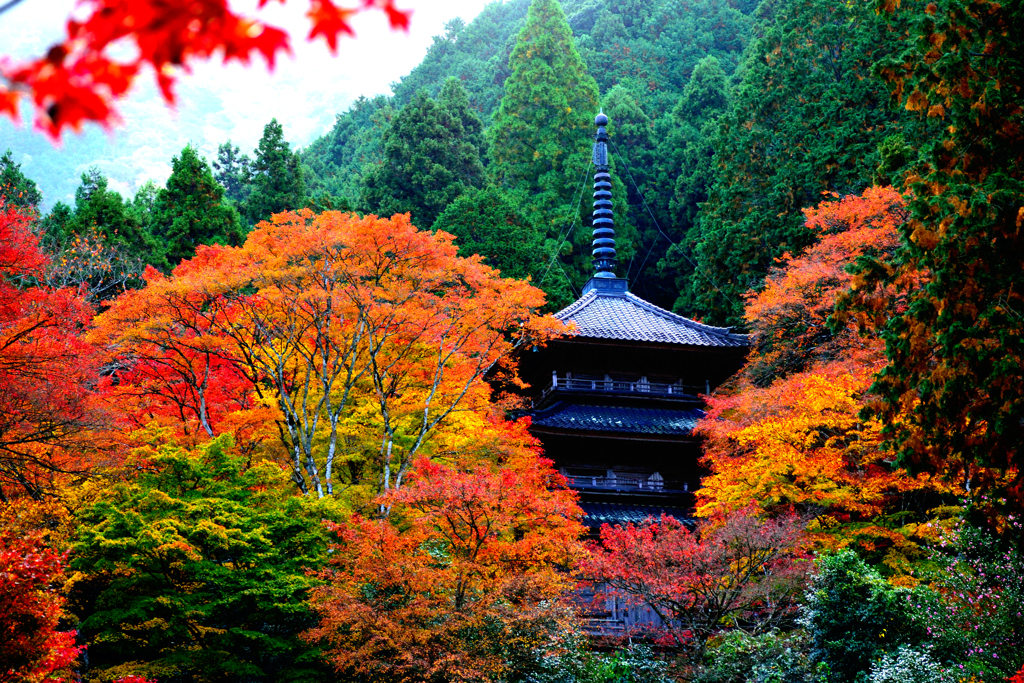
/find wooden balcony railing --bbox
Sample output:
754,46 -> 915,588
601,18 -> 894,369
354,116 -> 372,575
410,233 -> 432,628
560,472 -> 692,493
539,372 -> 707,402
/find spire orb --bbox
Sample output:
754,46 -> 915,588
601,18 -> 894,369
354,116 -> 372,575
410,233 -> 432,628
595,112 -> 609,126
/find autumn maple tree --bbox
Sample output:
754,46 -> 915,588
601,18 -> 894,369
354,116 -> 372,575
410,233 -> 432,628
0,524 -> 80,683
92,209 -> 564,498
305,438 -> 585,683
0,201 -> 106,502
696,188 -> 953,562
0,0 -> 412,138
585,507 -> 807,660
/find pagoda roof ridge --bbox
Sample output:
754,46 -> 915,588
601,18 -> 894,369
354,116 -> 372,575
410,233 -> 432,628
555,289 -> 748,348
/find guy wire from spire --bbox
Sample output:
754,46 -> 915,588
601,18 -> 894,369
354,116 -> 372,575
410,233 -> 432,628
609,137 -> 737,308
538,155 -> 592,289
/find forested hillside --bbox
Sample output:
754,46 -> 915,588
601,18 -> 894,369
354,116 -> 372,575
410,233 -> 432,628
300,0 -> 758,309
2,0 -> 1022,680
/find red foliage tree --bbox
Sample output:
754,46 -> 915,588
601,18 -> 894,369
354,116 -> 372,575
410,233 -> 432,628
585,507 -> 808,660
0,0 -> 412,138
0,527 -> 79,683
0,202 -> 106,501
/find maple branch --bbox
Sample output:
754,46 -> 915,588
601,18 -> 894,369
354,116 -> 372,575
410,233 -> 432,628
0,0 -> 27,18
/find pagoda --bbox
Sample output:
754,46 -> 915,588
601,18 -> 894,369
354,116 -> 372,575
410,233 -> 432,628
517,112 -> 749,529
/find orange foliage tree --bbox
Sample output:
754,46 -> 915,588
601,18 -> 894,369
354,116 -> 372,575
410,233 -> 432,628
304,440 -> 585,683
92,210 -> 564,498
0,0 -> 412,138
696,187 -> 951,563
0,202 -> 106,502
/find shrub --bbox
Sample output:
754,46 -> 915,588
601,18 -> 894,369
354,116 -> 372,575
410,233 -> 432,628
867,646 -> 955,683
694,630 -> 826,683
802,551 -> 928,683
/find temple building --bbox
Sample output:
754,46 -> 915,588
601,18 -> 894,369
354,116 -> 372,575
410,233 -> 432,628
517,112 -> 748,530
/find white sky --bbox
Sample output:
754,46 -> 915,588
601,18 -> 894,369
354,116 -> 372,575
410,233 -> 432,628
0,0 -> 492,204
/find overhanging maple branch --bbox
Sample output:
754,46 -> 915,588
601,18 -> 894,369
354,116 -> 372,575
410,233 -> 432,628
0,0 -> 27,18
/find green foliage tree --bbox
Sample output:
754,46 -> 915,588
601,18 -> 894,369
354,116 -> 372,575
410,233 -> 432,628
0,149 -> 43,210
68,437 -> 334,683
853,0 -> 1024,506
130,179 -> 159,223
151,144 -> 244,269
361,79 -> 485,228
573,0 -> 752,116
66,167 -> 161,265
680,0 -> 939,324
242,119 -> 306,225
693,630 -> 825,683
913,518 -> 1024,681
300,94 -> 395,208
489,0 -> 635,305
433,185 -> 543,281
649,56 -> 732,310
38,201 -> 73,250
212,141 -> 252,204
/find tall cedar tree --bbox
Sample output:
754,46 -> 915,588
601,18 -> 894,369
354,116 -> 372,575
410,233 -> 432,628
681,0 -> 938,325
432,185 -> 544,281
0,150 -> 43,210
599,82 -> 669,303
212,141 -> 252,204
489,0 -> 635,305
242,119 -> 306,225
151,145 -> 243,269
655,56 -> 731,311
361,78 -> 485,228
68,437 -> 334,683
852,0 -> 1024,511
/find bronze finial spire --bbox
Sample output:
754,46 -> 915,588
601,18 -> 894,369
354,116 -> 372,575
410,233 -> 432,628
591,110 -> 616,277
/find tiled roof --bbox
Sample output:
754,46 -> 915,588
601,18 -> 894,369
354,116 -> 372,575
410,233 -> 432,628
579,501 -> 694,527
556,290 -> 748,347
530,402 -> 703,435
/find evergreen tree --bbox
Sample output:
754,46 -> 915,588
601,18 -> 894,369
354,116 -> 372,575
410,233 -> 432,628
151,145 -> 244,269
678,0 -> 940,325
655,56 -> 731,310
213,141 -> 252,204
300,95 -> 395,208
243,119 -> 306,225
67,167 -> 160,264
0,149 -> 43,210
436,76 -> 485,151
39,202 -> 73,250
129,179 -> 159,227
489,0 -> 634,305
600,81 -> 672,305
432,185 -> 544,282
361,79 -> 485,228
